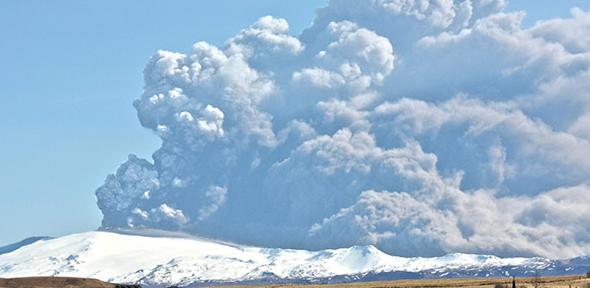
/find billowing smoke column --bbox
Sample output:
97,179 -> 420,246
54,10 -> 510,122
96,0 -> 590,258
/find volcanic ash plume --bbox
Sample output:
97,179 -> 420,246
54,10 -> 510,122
96,0 -> 590,258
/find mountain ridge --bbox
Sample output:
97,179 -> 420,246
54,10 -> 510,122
0,231 -> 588,287
0,236 -> 52,256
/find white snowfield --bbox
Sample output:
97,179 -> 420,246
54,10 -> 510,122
0,231 -> 545,286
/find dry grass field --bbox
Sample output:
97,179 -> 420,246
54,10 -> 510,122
1,275 -> 589,288
220,275 -> 590,288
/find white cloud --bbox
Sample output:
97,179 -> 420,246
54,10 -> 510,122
569,113 -> 590,140
530,8 -> 590,54
153,204 -> 188,226
132,208 -> 149,220
293,68 -> 346,89
227,16 -> 304,62
198,185 -> 228,221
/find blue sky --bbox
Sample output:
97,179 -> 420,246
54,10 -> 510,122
0,0 -> 589,247
0,0 -> 327,246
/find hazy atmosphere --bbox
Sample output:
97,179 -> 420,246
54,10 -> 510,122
2,0 -> 590,260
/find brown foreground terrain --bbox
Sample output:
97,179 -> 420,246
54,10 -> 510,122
222,275 -> 590,288
0,277 -> 115,288
1,275 -> 589,288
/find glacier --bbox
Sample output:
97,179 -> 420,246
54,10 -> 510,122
1,231 -> 589,287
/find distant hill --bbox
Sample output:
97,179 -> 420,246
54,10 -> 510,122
0,237 -> 52,255
0,277 -> 114,288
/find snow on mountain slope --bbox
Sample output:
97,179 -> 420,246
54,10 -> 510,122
0,231 -> 567,287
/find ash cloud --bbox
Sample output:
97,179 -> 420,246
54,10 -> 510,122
96,0 -> 590,258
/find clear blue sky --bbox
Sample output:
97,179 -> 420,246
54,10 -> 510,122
0,0 -> 588,246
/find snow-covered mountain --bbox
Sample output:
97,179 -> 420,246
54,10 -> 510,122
0,231 -> 588,287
